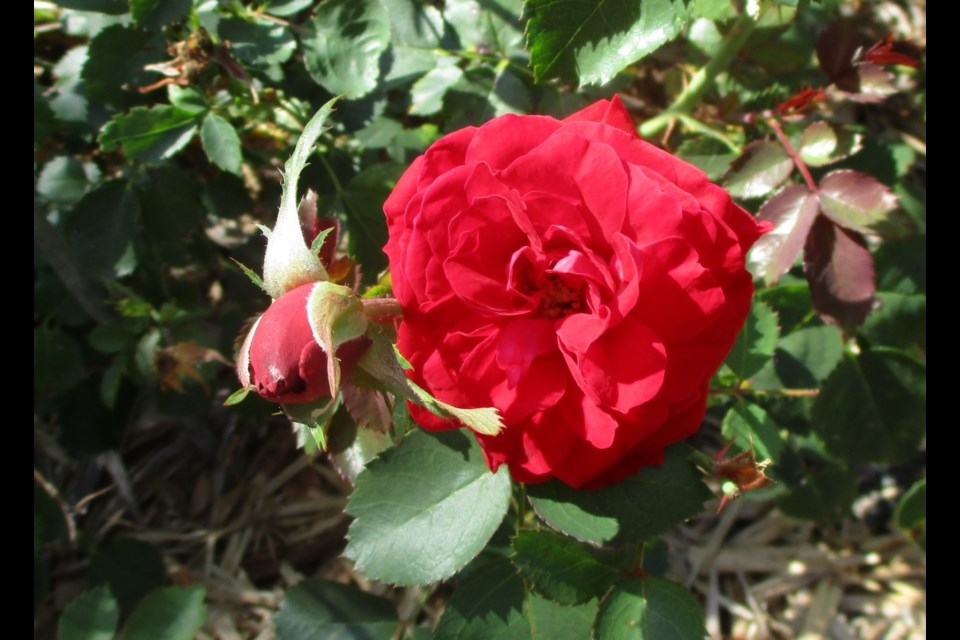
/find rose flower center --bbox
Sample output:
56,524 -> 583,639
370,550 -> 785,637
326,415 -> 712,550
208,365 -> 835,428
537,273 -> 587,319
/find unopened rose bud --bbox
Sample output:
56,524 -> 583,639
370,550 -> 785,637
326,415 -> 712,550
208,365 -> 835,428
236,283 -> 370,404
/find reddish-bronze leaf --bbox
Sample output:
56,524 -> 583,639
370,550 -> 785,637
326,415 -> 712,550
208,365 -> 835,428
747,184 -> 820,285
803,215 -> 876,333
836,62 -> 897,103
819,170 -> 899,235
815,21 -> 862,82
864,35 -> 920,68
724,141 -> 795,200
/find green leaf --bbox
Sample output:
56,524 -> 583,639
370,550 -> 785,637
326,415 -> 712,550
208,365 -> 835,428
524,0 -> 689,87
65,179 -> 139,277
82,25 -> 166,107
434,556 -> 531,639
720,401 -> 783,464
527,594 -> 598,640
223,387 -> 250,406
895,478 -> 925,550
779,462 -> 856,521
135,164 -> 204,265
121,585 -> 206,640
89,539 -> 167,608
200,113 -> 243,175
355,325 -> 506,437
231,259 -> 267,292
724,141 -> 794,200
99,106 -> 200,163
511,530 -> 619,605
409,57 -> 464,116
381,0 -> 448,84
131,0 -> 191,30
812,350 -> 925,464
674,138 -> 736,181
326,405 -> 393,482
725,299 -> 779,381
302,0 -> 391,98
37,156 -> 101,207
274,579 -> 398,640
445,0 -> 524,56
750,324 -> 844,390
58,586 -> 119,640
526,446 -> 711,546
858,291 -> 926,350
595,576 -> 706,640
341,162 -> 404,284
344,429 -> 512,585
797,122 -> 862,167
217,17 -> 296,68
99,360 -> 123,409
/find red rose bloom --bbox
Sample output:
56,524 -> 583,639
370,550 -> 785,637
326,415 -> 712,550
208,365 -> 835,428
383,96 -> 767,489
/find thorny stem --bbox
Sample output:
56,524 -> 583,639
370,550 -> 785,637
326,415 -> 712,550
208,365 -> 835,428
639,12 -> 756,139
767,116 -> 819,192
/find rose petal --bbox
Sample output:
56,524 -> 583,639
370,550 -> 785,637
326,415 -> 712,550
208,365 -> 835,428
635,237 -> 726,344
496,317 -> 558,387
465,114 -> 562,170
559,315 -> 667,420
562,94 -> 638,137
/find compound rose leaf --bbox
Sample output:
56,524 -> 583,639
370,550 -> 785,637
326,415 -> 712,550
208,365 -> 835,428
511,530 -> 620,605
724,141 -> 794,200
344,429 -> 512,585
301,0 -> 390,98
274,579 -> 397,640
818,169 -> 899,236
724,299 -> 780,381
527,594 -> 599,639
57,586 -> 118,640
526,446 -> 711,546
746,184 -> 820,285
797,122 -> 862,167
594,576 -> 706,640
524,0 -> 689,87
803,215 -> 876,332
812,349 -> 925,465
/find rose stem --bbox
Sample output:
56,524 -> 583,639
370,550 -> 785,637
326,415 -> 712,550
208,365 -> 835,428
766,116 -> 819,192
639,12 -> 756,139
361,297 -> 403,321
709,387 -> 820,398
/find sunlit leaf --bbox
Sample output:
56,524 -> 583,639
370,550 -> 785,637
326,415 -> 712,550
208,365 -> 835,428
818,170 -> 899,236
724,141 -> 794,200
200,113 -> 243,175
747,184 -> 820,285
524,0 -> 689,86
122,586 -> 206,640
595,577 -> 706,640
345,429 -> 512,585
99,106 -> 201,163
57,587 -> 118,640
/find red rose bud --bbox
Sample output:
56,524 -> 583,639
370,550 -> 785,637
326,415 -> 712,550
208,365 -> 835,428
236,283 -> 370,404
384,95 -> 768,489
863,35 -> 920,68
